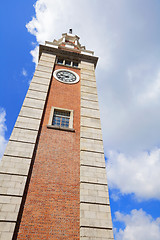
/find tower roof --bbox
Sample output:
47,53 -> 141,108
45,32 -> 94,56
39,32 -> 98,67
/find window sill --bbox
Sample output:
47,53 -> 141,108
47,125 -> 75,132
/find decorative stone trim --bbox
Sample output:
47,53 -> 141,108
80,61 -> 114,239
0,53 -> 56,239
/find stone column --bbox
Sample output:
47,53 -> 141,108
0,52 -> 56,240
80,61 -> 114,239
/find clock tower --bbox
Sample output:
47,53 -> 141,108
0,32 -> 114,239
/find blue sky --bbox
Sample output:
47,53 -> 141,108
1,0 -> 160,239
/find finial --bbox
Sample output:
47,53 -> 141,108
69,29 -> 72,34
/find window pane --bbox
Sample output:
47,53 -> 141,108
73,62 -> 78,67
65,60 -> 71,66
54,110 -> 70,117
52,109 -> 71,128
57,58 -> 63,64
53,121 -> 60,126
65,122 -> 69,127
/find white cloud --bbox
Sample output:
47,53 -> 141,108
100,61 -> 160,155
107,148 -> 160,200
0,109 -> 8,159
138,71 -> 160,103
26,0 -> 160,199
30,46 -> 39,65
22,68 -> 28,77
26,0 -> 114,66
114,209 -> 160,240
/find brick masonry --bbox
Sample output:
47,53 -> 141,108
17,64 -> 81,239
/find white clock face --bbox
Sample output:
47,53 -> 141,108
53,69 -> 79,84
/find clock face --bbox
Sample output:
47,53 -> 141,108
53,69 -> 79,84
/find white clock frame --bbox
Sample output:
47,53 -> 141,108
53,69 -> 80,84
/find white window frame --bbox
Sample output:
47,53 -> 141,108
48,107 -> 74,129
56,57 -> 79,68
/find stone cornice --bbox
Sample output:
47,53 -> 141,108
39,44 -> 98,68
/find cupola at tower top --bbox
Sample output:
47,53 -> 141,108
45,32 -> 94,56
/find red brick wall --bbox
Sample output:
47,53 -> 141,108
17,64 -> 80,239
